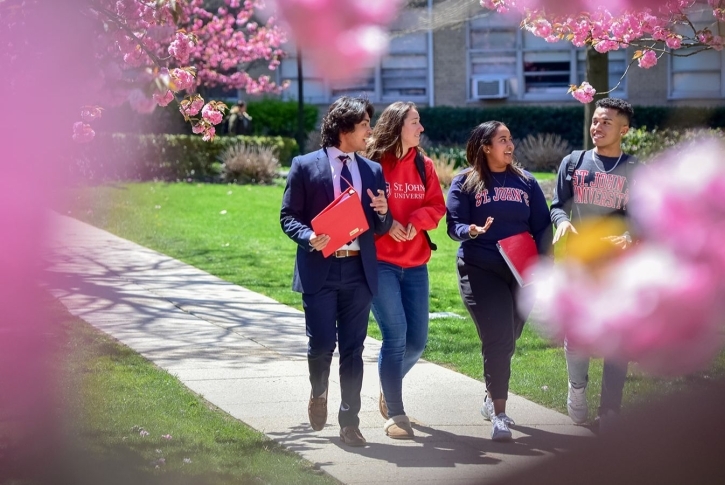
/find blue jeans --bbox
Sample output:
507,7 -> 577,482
371,262 -> 429,418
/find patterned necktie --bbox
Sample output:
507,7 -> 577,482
338,154 -> 355,246
339,155 -> 352,193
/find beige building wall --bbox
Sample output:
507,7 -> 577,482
626,47 -> 669,106
432,23 -> 468,106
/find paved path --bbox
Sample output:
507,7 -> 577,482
44,214 -> 594,485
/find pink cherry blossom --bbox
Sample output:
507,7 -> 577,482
170,68 -> 196,92
480,0 -> 725,97
168,31 -> 195,64
201,103 -> 223,125
153,90 -> 174,107
534,245 -> 725,376
637,49 -> 658,68
179,95 -> 205,119
570,81 -> 596,103
631,138 -> 725,275
274,0 -> 404,79
72,122 -> 95,143
202,125 -> 216,142
80,106 -> 103,123
665,34 -> 682,49
532,137 -> 725,377
54,0 -> 287,141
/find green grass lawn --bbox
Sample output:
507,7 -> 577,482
0,296 -> 339,485
65,180 -> 725,419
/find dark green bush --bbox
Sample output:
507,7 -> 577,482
417,105 -> 725,149
245,99 -> 319,138
418,106 -> 585,147
74,133 -> 298,183
94,98 -> 319,140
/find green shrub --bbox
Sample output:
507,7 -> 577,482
245,99 -> 319,138
425,145 -> 467,169
622,126 -> 725,161
418,106 -> 585,147
75,134 -> 298,182
417,105 -> 725,149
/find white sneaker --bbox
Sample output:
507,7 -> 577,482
480,396 -> 515,426
567,382 -> 588,425
491,413 -> 513,442
480,395 -> 494,420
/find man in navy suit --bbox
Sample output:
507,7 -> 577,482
281,96 -> 391,447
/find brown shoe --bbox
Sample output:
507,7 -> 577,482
308,393 -> 327,431
379,390 -> 389,419
384,415 -> 414,439
339,426 -> 367,447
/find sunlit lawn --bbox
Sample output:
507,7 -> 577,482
0,296 -> 340,485
66,180 -> 725,418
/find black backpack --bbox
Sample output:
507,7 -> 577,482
413,151 -> 437,251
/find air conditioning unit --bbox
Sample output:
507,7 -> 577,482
472,76 -> 510,99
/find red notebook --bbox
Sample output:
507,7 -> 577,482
311,188 -> 369,258
497,232 -> 539,287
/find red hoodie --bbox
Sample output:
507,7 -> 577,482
376,148 -> 446,268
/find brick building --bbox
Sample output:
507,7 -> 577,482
273,0 -> 725,109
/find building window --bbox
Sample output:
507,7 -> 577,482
468,13 -> 626,101
668,9 -> 724,99
278,9 -> 430,104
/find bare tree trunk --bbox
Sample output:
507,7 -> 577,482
584,46 -> 609,150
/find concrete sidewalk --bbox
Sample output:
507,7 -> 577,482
44,214 -> 593,485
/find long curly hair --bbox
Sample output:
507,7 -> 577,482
462,121 -> 526,193
320,96 -> 374,148
364,101 -> 419,163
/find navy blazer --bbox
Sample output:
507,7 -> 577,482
281,148 -> 392,295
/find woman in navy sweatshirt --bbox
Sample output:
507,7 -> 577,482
446,121 -> 552,442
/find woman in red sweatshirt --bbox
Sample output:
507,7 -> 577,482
364,102 -> 446,439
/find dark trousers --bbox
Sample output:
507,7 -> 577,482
456,258 -> 532,400
302,256 -> 371,428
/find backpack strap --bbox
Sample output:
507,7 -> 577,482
414,150 -> 437,251
414,150 -> 427,187
566,150 -> 586,182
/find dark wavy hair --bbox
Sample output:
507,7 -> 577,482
596,97 -> 634,126
320,96 -> 374,148
364,101 -> 419,162
462,120 -> 526,193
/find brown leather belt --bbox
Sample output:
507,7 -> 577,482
333,250 -> 360,258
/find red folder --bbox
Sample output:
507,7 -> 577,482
311,188 -> 369,258
497,232 -> 539,287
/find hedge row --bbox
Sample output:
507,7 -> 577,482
417,105 -> 725,148
92,98 -> 319,139
244,99 -> 319,138
75,133 -> 298,182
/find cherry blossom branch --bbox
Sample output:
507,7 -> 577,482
86,0 -> 164,66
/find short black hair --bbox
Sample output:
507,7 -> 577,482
236,100 -> 246,107
596,97 -> 633,126
320,96 -> 374,148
